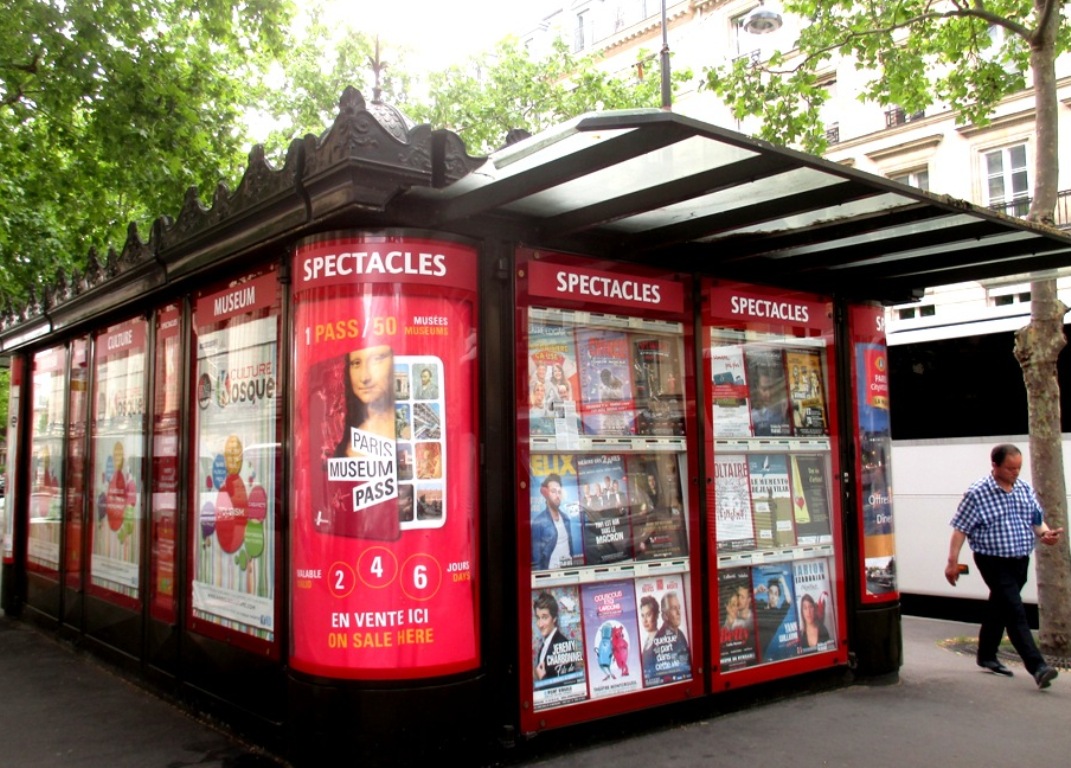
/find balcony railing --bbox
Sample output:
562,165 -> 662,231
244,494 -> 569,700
884,107 -> 926,128
732,49 -> 761,67
988,190 -> 1071,229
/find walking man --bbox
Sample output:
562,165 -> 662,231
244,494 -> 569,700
945,443 -> 1063,688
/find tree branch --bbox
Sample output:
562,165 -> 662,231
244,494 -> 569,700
756,4 -> 1032,77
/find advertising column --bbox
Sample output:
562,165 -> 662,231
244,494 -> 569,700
290,231 -> 480,680
847,303 -> 901,675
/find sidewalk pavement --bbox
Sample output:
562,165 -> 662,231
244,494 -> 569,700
0,613 -> 1066,767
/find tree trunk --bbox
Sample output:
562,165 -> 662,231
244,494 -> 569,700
1015,280 -> 1071,659
1017,1 -> 1071,659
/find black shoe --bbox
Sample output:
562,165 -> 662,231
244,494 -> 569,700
978,659 -> 1014,677
1034,664 -> 1058,689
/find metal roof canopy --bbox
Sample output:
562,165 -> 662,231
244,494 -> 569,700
398,109 -> 1071,303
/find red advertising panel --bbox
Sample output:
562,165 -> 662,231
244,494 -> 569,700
189,270 -> 281,652
702,279 -> 849,689
849,304 -> 898,604
151,304 -> 182,623
88,318 -> 148,608
290,231 -> 480,680
517,248 -> 701,733
64,339 -> 89,589
27,346 -> 67,577
3,355 -> 24,564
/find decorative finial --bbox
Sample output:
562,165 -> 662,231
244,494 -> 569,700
368,35 -> 388,103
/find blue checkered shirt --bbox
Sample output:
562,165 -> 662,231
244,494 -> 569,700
950,474 -> 1043,558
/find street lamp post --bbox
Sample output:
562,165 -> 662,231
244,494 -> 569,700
659,0 -> 783,111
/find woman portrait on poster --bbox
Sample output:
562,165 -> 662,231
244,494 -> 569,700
549,363 -> 573,401
798,593 -> 830,650
334,344 -> 396,458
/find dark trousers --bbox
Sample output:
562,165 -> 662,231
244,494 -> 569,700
973,552 -> 1045,674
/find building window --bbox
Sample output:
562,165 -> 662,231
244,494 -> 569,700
890,169 -> 930,191
984,144 -> 1030,218
896,305 -> 935,320
574,10 -> 591,52
824,123 -> 840,145
988,288 -> 1031,307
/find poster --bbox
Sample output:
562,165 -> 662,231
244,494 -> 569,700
793,558 -> 836,654
581,581 -> 642,699
713,454 -> 754,552
577,454 -> 633,566
528,320 -> 580,438
856,340 -> 897,597
627,454 -> 687,561
753,563 -> 799,662
785,347 -> 828,436
530,453 -> 585,570
532,586 -> 588,710
748,454 -> 796,548
576,328 -> 636,436
89,318 -> 147,603
27,346 -> 66,574
290,234 -> 480,679
631,335 -> 685,437
718,567 -> 758,671
710,344 -> 751,438
745,347 -> 791,437
151,305 -> 181,623
790,455 -> 833,545
192,275 -> 279,643
636,574 -> 692,687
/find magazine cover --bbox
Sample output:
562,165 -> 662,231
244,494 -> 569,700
531,586 -> 589,710
793,558 -> 837,654
631,335 -> 685,437
577,454 -> 634,566
576,328 -> 636,436
528,320 -> 580,437
748,454 -> 796,548
753,563 -> 800,662
636,574 -> 692,687
785,347 -> 829,436
710,344 -> 751,438
529,454 -> 584,571
581,581 -> 643,699
790,455 -> 833,545
713,454 -> 755,552
718,567 -> 759,671
744,347 -> 791,437
626,454 -> 688,561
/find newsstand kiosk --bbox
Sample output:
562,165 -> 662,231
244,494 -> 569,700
23,92 -> 1058,765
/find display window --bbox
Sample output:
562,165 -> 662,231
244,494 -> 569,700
87,319 -> 148,608
702,279 -> 848,686
516,248 -> 701,731
189,270 -> 281,652
151,304 -> 182,623
289,231 -> 481,681
27,345 -> 67,577
3,355 -> 23,563
849,305 -> 897,603
64,338 -> 89,590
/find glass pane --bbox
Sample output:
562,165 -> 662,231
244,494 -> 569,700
1009,144 -> 1027,170
985,150 -> 1004,176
